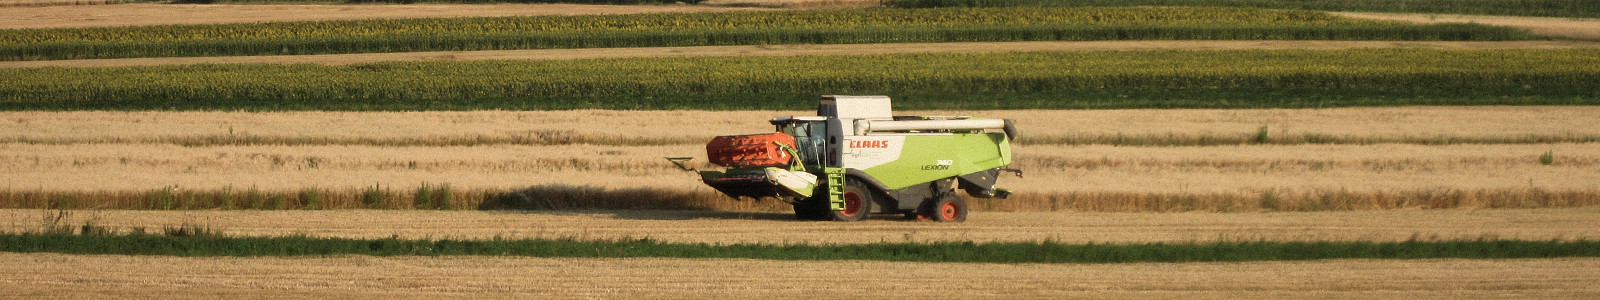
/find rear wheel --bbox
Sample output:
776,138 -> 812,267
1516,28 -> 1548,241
921,195 -> 967,222
829,178 -> 873,221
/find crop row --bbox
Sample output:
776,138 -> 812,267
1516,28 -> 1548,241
6,184 -> 1596,212
0,7 -> 1537,61
0,7 -> 1419,43
11,131 -> 1600,147
3,49 -> 1596,110
888,0 -> 1600,18
4,232 -> 1597,263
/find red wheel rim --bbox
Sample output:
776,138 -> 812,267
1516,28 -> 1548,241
841,192 -> 862,216
939,202 -> 960,220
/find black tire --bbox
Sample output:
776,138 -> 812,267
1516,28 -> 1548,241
828,178 -> 873,221
921,195 -> 967,222
792,197 -> 828,221
903,212 -> 922,220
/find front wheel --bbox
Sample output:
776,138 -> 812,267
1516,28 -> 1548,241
829,178 -> 873,221
921,195 -> 967,222
792,197 -> 828,220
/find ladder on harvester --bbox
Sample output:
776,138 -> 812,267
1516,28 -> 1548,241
825,167 -> 845,211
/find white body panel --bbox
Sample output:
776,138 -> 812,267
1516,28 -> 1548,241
819,95 -> 893,120
840,135 -> 906,170
764,167 -> 818,197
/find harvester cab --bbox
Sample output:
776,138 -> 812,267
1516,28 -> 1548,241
673,95 -> 1020,222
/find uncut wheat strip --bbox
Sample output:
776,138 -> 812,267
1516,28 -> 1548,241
0,0 -> 132,7
0,143 -> 717,192
0,144 -> 701,174
4,184 -> 1595,213
6,142 -> 1572,176
5,253 -> 1597,298
1012,143 -> 1599,193
0,183 -> 793,212
1335,12 -> 1600,41
1016,143 -> 1600,173
7,208 -> 1597,244
3,142 -> 1592,193
0,110 -> 776,144
962,106 -> 1600,144
992,187 -> 1600,213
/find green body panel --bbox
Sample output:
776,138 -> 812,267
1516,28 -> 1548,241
861,132 -> 1011,190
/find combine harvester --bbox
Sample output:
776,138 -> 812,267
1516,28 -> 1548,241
669,96 -> 1020,222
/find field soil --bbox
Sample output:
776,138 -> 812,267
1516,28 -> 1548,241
6,40 -> 1599,68
6,208 -> 1597,244
0,0 -> 130,6
2,253 -> 1596,298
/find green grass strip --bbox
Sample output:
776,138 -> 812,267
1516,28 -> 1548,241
889,0 -> 1600,19
0,7 -> 1537,61
2,233 -> 1595,263
3,49 -> 1597,111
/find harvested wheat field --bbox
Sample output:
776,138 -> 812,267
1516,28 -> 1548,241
6,208 -> 1597,244
1334,12 -> 1600,40
3,107 -> 1598,212
3,253 -> 1596,298
3,142 -> 1596,204
9,107 -> 1600,145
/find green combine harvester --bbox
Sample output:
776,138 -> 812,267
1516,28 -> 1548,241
669,95 -> 1020,222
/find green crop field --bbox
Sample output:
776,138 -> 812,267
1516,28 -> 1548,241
3,49 -> 1595,111
0,7 -> 1536,61
888,0 -> 1600,18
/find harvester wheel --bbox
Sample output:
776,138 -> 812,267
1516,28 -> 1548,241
921,195 -> 967,222
829,179 -> 873,221
793,197 -> 828,220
